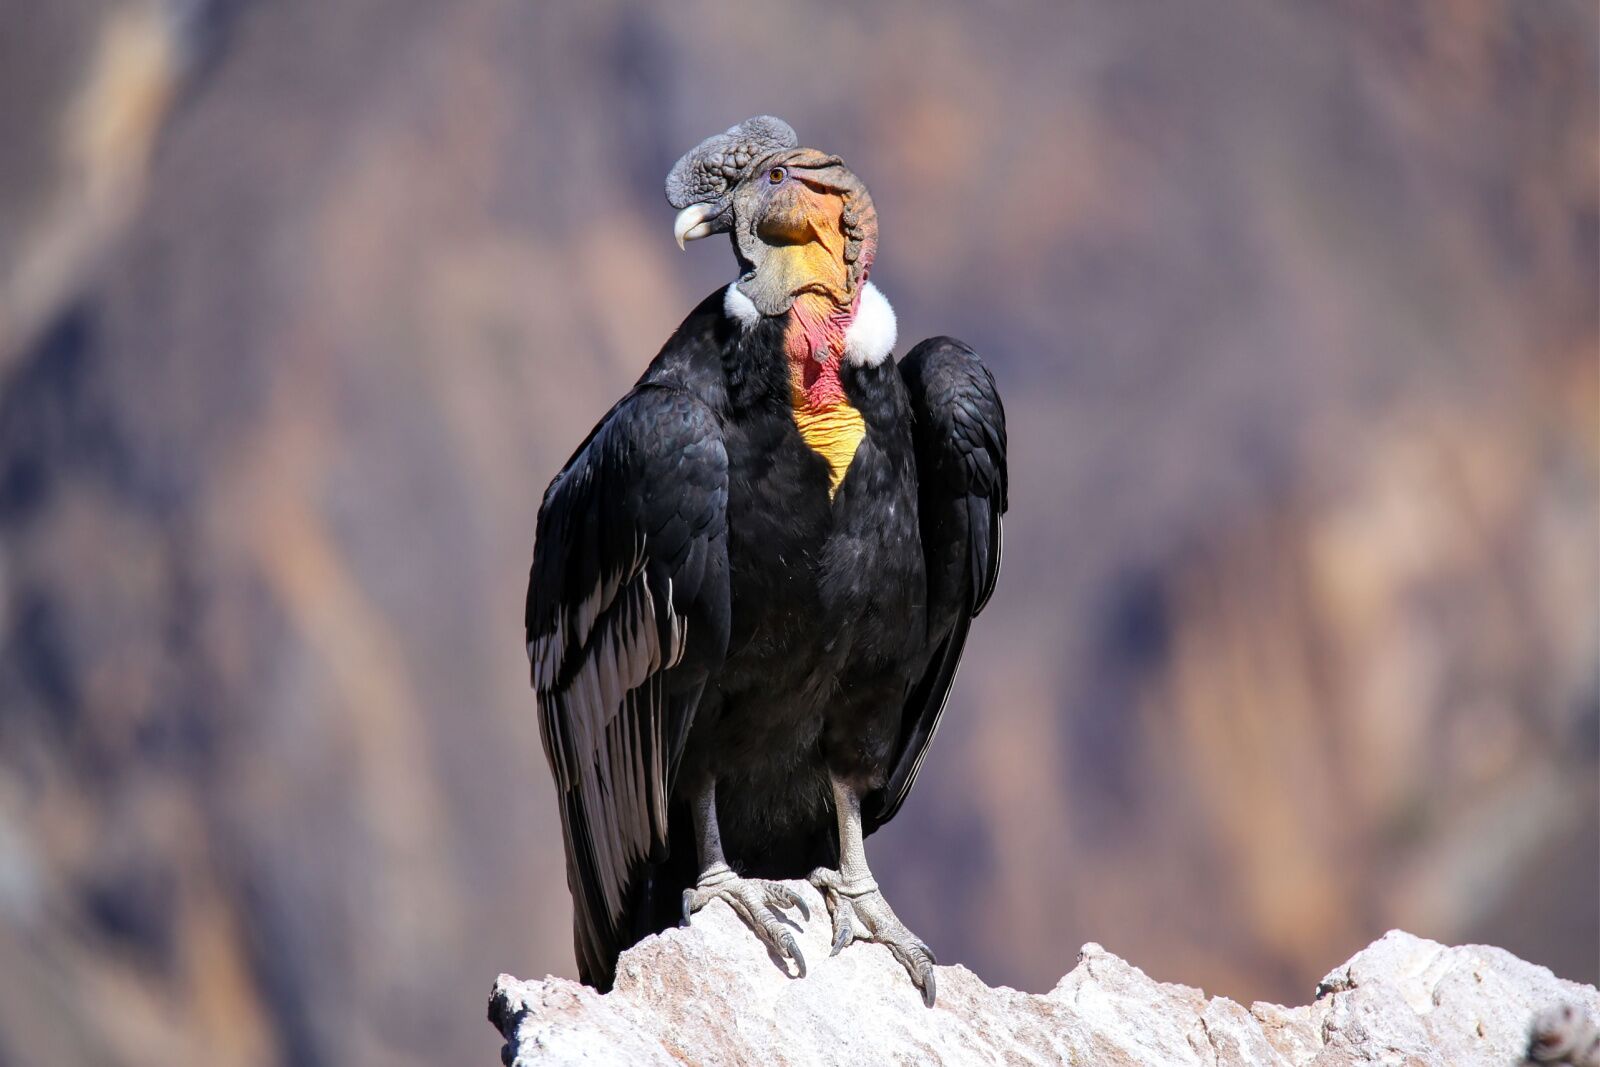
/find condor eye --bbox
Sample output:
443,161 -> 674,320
767,166 -> 786,184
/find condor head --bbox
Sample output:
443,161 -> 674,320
666,116 -> 877,317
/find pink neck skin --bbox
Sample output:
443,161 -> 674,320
784,237 -> 875,410
785,290 -> 862,409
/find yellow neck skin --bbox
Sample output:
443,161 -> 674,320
790,387 -> 865,499
785,290 -> 865,500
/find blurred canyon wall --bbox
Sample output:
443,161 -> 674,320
0,1 -> 1594,1065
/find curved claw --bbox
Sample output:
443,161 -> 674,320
781,932 -> 807,978
680,888 -> 694,927
830,915 -> 852,956
918,964 -> 937,1008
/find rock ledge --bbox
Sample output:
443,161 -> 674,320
489,880 -> 1596,1065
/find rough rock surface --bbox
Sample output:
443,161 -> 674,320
489,881 -> 1598,1066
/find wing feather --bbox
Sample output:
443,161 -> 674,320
525,385 -> 729,987
869,337 -> 1007,831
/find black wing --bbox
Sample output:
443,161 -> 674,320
868,337 -> 1007,831
526,384 -> 729,987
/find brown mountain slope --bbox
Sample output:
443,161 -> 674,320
0,2 -> 1593,1064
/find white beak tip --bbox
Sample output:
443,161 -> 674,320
673,203 -> 719,251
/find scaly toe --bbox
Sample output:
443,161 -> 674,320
825,882 -> 939,1007
881,932 -> 937,1007
768,882 -> 810,922
807,867 -> 840,892
681,875 -> 809,979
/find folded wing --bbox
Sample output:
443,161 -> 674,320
869,337 -> 1008,831
526,385 -> 730,986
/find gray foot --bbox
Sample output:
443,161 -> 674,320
682,864 -> 810,977
808,868 -> 937,1007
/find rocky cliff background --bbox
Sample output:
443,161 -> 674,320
0,2 -> 1594,1065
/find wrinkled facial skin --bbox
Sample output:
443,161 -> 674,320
666,119 -> 878,318
719,148 -> 877,318
728,157 -> 857,315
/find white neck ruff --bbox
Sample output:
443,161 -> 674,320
723,280 -> 898,369
843,281 -> 896,367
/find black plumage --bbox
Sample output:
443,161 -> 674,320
525,118 -> 1008,1000
527,296 -> 1007,989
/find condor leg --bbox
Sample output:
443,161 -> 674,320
808,777 -> 938,1007
680,777 -> 810,976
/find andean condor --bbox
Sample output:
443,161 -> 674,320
525,116 -> 1008,1007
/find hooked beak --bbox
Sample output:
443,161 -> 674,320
673,203 -> 720,250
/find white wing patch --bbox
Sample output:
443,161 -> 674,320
530,534 -> 689,927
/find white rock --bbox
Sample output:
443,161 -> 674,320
487,884 -> 1599,1066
